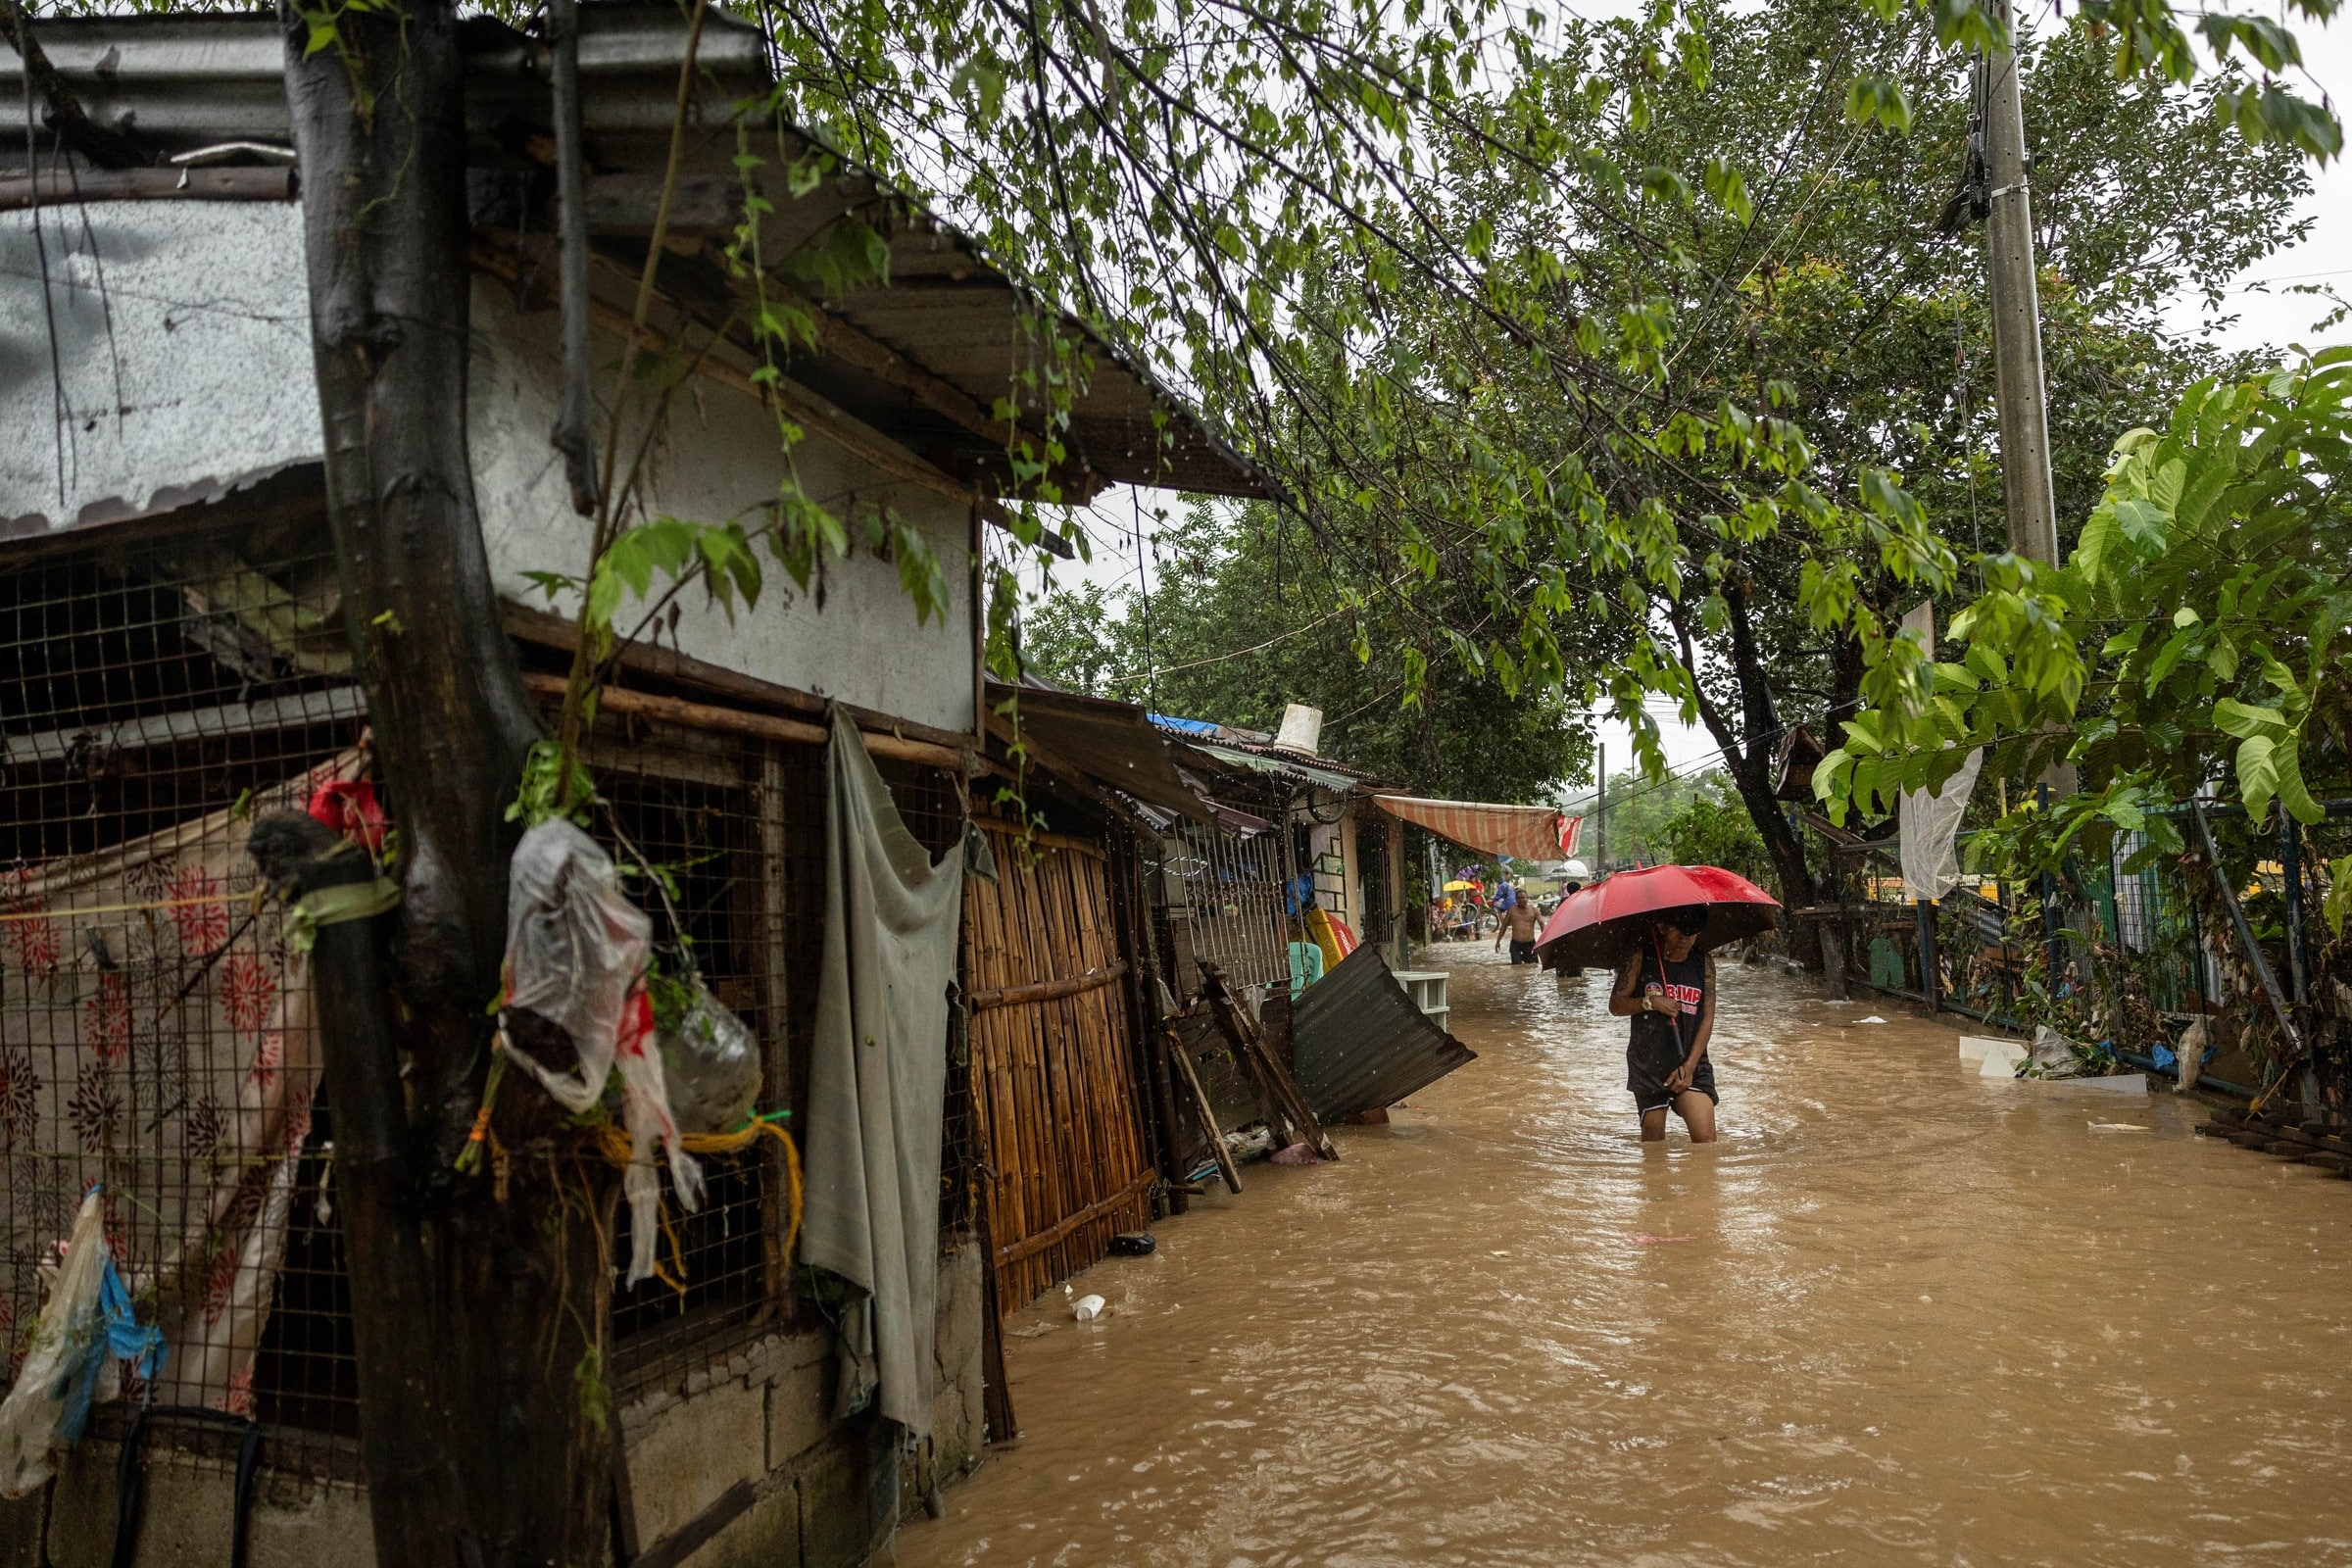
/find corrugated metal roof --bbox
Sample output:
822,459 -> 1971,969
1290,947 -> 1475,1122
0,6 -> 1264,506
989,681 -> 1219,825
1188,742 -> 1373,796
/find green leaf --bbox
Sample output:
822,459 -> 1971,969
2325,855 -> 2352,938
2213,697 -> 2289,740
1843,74 -> 1913,132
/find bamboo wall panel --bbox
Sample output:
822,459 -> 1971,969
964,824 -> 1156,1308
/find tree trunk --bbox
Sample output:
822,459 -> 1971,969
1826,625 -> 1866,736
1719,582 -> 1817,913
1677,585 -> 1821,962
280,6 -> 619,1563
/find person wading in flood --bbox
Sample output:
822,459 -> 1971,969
1494,884 -> 1542,964
1607,907 -> 1718,1143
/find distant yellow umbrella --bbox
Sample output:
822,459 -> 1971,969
1443,879 -> 1477,892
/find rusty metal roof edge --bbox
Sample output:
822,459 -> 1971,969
0,7 -> 1268,504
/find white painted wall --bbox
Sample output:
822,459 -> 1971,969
0,197 -> 975,732
0,200 -> 317,534
466,282 -> 976,735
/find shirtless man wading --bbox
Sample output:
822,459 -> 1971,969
1494,886 -> 1542,964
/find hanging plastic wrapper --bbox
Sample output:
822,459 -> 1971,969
659,979 -> 761,1135
0,1189 -> 168,1498
501,820 -> 701,1285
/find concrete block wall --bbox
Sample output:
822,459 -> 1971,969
0,1243 -> 987,1568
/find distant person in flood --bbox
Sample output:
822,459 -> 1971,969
1607,906 -> 1718,1144
1494,883 -> 1541,964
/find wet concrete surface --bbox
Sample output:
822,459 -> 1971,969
894,946 -> 2352,1567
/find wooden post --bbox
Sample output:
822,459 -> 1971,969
1199,963 -> 1337,1162
1982,0 -> 2060,570
1915,899 -> 1940,1012
1124,836 -> 1189,1215
1165,1026 -> 1243,1195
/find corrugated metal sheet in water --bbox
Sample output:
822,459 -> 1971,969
1291,947 -> 1476,1122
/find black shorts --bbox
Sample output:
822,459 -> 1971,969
1628,1035 -> 1718,1113
1508,939 -> 1537,964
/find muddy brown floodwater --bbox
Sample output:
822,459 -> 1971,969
894,948 -> 2352,1568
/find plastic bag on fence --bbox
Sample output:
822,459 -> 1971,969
1898,749 -> 1984,902
500,821 -> 703,1286
0,1189 -> 165,1498
502,820 -> 652,1113
659,978 -> 761,1135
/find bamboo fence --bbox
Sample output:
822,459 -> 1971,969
963,822 -> 1157,1309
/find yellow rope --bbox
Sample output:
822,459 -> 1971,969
582,1116 -> 803,1288
0,891 -> 243,922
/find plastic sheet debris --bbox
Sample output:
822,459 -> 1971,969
2023,1024 -> 2105,1080
1958,1034 -> 2030,1078
0,1189 -> 165,1498
500,820 -> 699,1285
1978,1048 -> 2028,1079
502,820 -> 651,1112
2038,1074 -> 2149,1097
1268,1142 -> 1317,1165
2175,1017 -> 2212,1094
2087,1120 -> 2150,1132
1857,1015 -> 1886,1025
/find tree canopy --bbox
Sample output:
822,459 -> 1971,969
1015,0 -> 2313,910
1021,499 -> 1594,802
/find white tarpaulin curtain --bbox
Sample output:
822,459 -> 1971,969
801,710 -> 970,1437
1894,603 -> 1984,901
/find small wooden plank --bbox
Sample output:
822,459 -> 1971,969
967,961 -> 1129,1011
995,1168 -> 1157,1266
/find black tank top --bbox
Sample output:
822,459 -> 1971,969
1629,944 -> 1707,1054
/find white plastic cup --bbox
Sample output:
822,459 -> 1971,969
1071,1294 -> 1105,1321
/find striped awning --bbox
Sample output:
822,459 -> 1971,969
1375,796 -> 1581,861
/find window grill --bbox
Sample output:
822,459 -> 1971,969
1161,819 -> 1292,997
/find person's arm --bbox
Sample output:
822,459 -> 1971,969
1608,953 -> 1666,1017
1665,955 -> 1718,1091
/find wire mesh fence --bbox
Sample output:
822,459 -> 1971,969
1823,802 -> 2352,1113
0,525 -> 366,1479
0,523 -> 981,1477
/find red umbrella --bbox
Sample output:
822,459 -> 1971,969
1535,863 -> 1780,971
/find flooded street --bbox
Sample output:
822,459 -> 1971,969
897,948 -> 2352,1567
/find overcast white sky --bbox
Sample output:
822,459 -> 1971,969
1032,23 -> 2352,792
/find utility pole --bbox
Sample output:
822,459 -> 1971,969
1982,0 -> 2059,566
1978,4 -> 2077,802
1593,742 -> 1606,874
